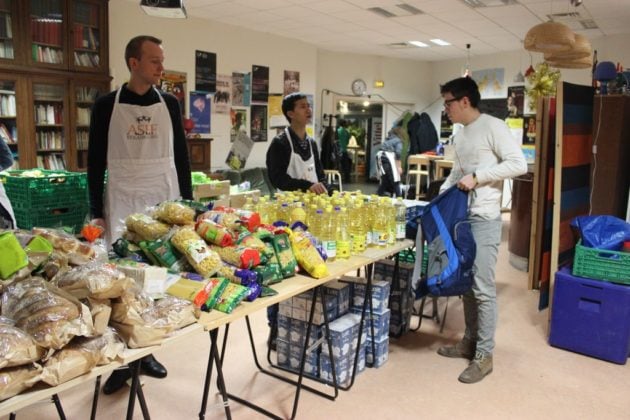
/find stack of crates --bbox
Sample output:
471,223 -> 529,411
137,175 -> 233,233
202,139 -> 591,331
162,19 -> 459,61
1,170 -> 88,232
341,275 -> 391,368
276,281 -> 353,380
320,313 -> 367,386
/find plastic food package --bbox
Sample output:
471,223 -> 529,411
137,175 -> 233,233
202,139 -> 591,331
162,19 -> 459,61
0,364 -> 42,402
214,282 -> 249,314
288,229 -> 329,279
237,232 -> 271,259
210,244 -> 261,269
195,219 -> 234,247
154,201 -> 196,225
170,228 -> 222,277
194,277 -> 229,311
125,213 -> 171,241
198,210 -> 241,231
138,239 -> 182,269
1,277 -> 94,349
112,238 -> 149,262
216,263 -> 261,302
85,298 -> 112,336
32,227 -> 96,265
166,275 -> 209,302
53,262 -> 134,300
0,318 -> 44,369
271,233 -> 298,278
0,231 -> 28,280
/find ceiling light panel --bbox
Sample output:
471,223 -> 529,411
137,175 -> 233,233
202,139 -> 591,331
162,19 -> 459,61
409,40 -> 429,47
430,38 -> 451,46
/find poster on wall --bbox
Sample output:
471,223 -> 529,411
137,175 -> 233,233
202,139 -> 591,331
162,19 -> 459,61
472,68 -> 505,99
189,91 -> 211,134
283,70 -> 300,96
195,50 -> 216,93
160,70 -> 186,116
243,73 -> 251,106
226,131 -> 254,170
232,72 -> 245,106
250,105 -> 267,142
523,114 -> 537,145
213,74 -> 231,114
507,86 -> 525,117
230,108 -> 247,142
305,94 -> 315,137
251,65 -> 269,103
268,94 -> 287,128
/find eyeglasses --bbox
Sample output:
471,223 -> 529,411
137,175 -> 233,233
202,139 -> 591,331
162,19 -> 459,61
443,96 -> 463,108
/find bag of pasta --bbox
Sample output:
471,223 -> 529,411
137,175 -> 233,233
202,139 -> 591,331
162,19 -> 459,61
271,233 -> 298,278
197,210 -> 241,231
210,244 -> 260,269
214,283 -> 249,314
125,214 -> 170,241
287,228 -> 328,279
216,263 -> 261,302
195,219 -> 234,247
154,201 -> 196,225
170,228 -> 222,277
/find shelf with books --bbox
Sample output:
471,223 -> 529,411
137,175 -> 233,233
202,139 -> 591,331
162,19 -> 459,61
0,0 -> 14,61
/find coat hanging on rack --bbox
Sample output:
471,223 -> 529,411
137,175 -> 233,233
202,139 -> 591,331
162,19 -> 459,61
319,114 -> 340,170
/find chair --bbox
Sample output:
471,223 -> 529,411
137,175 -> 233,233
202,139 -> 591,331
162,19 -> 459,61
406,155 -> 430,199
324,169 -> 343,192
435,159 -> 454,180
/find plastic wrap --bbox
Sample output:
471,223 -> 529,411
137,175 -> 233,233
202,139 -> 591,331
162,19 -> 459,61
214,283 -> 249,314
195,219 -> 234,247
0,364 -> 42,402
32,227 -> 96,265
125,213 -> 170,241
210,244 -> 261,269
1,277 -> 94,349
53,262 -> 134,300
194,278 -> 229,311
288,228 -> 329,279
271,233 -> 298,278
198,210 -> 241,231
170,228 -> 222,277
0,317 -> 44,369
154,201 -> 196,225
216,263 -> 261,301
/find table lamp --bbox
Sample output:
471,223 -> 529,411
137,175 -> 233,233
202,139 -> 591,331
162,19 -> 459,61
594,61 -> 617,95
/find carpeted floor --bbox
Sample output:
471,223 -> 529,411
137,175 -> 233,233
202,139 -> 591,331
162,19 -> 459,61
17,213 -> 630,420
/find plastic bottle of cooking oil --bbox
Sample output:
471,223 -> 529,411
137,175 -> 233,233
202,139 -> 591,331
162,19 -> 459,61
348,200 -> 366,255
335,206 -> 351,259
395,197 -> 407,241
321,206 -> 337,261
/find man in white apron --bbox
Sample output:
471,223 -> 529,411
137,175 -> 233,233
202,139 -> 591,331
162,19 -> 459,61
0,137 -> 16,229
87,35 -> 192,395
265,92 -> 329,350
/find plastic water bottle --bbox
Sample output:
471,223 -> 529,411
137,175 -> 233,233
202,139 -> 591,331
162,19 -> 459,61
395,197 -> 407,240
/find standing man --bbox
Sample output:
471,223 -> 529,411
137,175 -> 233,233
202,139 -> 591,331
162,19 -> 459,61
336,119 -> 351,183
266,92 -> 328,195
265,92 -> 328,350
437,77 -> 526,384
376,126 -> 404,197
88,35 -> 192,394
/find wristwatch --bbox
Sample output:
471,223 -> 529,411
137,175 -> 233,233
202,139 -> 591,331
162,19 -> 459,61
472,172 -> 478,185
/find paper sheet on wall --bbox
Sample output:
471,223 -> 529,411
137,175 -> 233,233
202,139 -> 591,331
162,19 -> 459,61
226,131 -> 254,170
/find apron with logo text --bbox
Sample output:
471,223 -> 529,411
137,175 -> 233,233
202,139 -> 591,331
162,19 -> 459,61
104,87 -> 180,245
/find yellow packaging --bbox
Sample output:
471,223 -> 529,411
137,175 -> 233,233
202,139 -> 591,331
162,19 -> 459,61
288,230 -> 328,279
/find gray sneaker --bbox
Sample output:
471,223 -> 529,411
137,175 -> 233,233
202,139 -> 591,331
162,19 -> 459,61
437,339 -> 476,360
458,351 -> 493,384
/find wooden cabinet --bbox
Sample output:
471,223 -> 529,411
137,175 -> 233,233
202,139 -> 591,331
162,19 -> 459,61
0,0 -> 110,171
187,138 -> 213,171
591,95 -> 630,219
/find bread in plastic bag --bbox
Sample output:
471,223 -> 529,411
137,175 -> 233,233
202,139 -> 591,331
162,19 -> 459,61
0,363 -> 42,401
32,227 -> 96,266
0,317 -> 44,369
53,262 -> 135,300
125,213 -> 170,241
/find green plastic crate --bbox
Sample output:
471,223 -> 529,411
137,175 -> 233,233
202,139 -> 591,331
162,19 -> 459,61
1,170 -> 88,210
12,205 -> 89,233
573,240 -> 630,285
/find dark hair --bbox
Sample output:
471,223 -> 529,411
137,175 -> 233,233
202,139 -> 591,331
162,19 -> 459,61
440,77 -> 481,108
282,92 -> 307,123
125,35 -> 162,70
338,119 -> 348,128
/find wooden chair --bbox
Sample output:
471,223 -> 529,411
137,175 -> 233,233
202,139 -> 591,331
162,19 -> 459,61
406,155 -> 430,199
324,169 -> 343,192
435,159 -> 454,180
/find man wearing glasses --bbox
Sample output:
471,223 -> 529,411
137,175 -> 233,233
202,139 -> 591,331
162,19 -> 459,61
436,77 -> 527,383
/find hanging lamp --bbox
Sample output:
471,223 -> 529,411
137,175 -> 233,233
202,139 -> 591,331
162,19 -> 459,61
546,55 -> 592,69
544,33 -> 591,61
463,43 -> 471,77
524,21 -> 575,53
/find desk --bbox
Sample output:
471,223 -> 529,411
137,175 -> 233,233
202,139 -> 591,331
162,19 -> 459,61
197,240 -> 413,420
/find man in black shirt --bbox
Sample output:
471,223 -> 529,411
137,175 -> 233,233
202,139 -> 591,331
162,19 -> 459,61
88,35 -> 192,395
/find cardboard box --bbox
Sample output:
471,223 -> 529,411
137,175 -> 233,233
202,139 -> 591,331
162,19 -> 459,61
229,189 -> 261,208
366,337 -> 389,368
340,276 -> 390,313
192,180 -> 230,202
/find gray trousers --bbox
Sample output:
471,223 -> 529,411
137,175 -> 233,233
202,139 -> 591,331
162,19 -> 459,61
463,215 -> 502,355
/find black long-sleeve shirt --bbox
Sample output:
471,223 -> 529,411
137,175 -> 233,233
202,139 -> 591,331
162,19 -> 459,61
87,84 -> 192,218
266,128 -> 325,192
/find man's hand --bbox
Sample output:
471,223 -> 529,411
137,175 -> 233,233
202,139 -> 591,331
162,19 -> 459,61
309,182 -> 328,195
457,173 -> 477,192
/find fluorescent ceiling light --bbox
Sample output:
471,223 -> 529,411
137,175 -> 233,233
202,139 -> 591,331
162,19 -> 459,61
409,41 -> 429,48
430,39 -> 451,46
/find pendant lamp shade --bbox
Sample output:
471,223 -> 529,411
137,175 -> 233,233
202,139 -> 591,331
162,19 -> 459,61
546,55 -> 592,69
524,21 -> 575,53
544,34 -> 592,61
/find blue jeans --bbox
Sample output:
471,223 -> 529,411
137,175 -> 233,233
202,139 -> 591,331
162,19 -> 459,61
462,215 -> 502,355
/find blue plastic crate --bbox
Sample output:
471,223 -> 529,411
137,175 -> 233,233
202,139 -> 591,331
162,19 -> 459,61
549,267 -> 630,364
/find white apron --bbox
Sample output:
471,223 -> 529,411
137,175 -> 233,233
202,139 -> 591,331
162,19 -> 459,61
0,183 -> 16,228
376,150 -> 401,182
285,127 -> 319,184
104,86 -> 180,245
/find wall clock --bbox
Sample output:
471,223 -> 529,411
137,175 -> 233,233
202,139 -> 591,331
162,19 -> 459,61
351,79 -> 367,96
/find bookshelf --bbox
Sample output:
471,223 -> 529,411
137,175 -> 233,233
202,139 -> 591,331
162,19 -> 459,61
0,0 -> 109,170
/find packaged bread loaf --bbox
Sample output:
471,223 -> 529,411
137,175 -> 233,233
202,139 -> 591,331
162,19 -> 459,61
154,201 -> 196,225
125,213 -> 170,241
170,228 -> 222,277
1,277 -> 94,349
0,364 -> 42,402
0,318 -> 44,369
53,262 -> 134,300
32,227 -> 95,265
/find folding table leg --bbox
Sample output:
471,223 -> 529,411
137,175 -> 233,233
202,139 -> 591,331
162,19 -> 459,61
199,328 -> 232,420
51,394 -> 66,420
126,360 -> 144,420
90,375 -> 101,420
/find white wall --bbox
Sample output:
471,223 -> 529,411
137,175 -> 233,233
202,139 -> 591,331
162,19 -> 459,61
109,0 -> 317,170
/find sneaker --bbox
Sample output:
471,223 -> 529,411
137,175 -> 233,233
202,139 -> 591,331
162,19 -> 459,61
458,351 -> 493,384
437,339 -> 476,360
